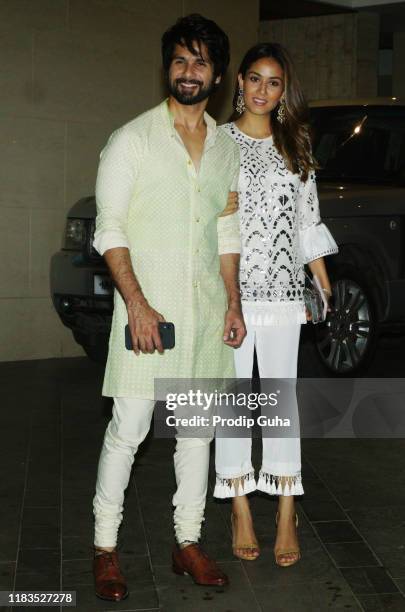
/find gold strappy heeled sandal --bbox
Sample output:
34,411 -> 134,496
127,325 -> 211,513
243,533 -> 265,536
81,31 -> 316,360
231,513 -> 260,561
274,511 -> 301,567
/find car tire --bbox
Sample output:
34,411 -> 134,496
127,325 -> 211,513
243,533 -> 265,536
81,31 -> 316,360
313,264 -> 379,376
75,333 -> 109,364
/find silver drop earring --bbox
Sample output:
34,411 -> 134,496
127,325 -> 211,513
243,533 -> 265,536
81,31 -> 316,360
236,88 -> 245,114
277,98 -> 286,124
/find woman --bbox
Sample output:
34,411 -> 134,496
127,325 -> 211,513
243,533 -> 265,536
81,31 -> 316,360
214,43 -> 338,566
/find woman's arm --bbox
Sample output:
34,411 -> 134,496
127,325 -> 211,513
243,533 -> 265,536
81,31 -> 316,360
219,191 -> 238,217
307,256 -> 332,303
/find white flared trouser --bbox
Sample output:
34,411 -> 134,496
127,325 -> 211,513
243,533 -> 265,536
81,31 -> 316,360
214,323 -> 304,498
93,397 -> 211,548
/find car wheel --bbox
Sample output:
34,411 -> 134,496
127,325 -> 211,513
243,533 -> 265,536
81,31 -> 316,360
314,267 -> 378,376
75,333 -> 109,364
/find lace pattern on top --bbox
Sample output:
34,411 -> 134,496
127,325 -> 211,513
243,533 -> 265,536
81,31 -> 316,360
222,122 -> 306,304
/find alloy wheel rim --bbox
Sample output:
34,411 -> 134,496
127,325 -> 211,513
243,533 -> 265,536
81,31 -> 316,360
315,278 -> 371,373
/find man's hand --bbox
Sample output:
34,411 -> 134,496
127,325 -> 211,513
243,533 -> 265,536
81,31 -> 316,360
219,191 -> 239,217
223,302 -> 246,348
127,299 -> 165,355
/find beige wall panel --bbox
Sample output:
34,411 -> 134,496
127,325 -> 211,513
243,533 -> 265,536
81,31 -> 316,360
96,0 -> 183,24
29,210 -> 66,298
323,64 -> 336,99
357,12 -> 379,63
259,20 -> 286,45
0,208 -> 30,298
329,14 -> 347,58
260,12 -> 378,102
0,0 -> 67,31
301,61 -> 320,102
318,61 -> 353,100
0,297 -> 75,361
0,116 -> 65,210
184,0 -> 258,55
356,61 -> 378,97
301,18 -> 318,63
0,27 -> 33,116
356,12 -> 379,97
318,62 -> 353,100
342,62 -> 355,99
65,120 -> 119,209
318,17 -> 332,68
284,17 -> 307,58
33,29 -> 155,123
68,0 -> 162,54
318,65 -> 332,99
343,14 -> 356,60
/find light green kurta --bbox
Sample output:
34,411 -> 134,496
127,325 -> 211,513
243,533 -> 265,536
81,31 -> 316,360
94,100 -> 241,399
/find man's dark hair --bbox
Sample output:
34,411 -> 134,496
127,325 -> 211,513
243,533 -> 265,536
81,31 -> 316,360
161,14 -> 230,79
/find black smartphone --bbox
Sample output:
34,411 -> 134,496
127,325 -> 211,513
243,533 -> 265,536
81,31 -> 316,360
125,322 -> 175,350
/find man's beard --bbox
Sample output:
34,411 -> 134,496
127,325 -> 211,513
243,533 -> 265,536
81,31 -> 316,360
168,77 -> 217,105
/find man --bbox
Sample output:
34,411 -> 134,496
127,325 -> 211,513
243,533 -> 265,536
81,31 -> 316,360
92,13 -> 245,601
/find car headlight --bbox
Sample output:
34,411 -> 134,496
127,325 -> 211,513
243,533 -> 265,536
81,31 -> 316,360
64,218 -> 87,250
88,219 -> 99,256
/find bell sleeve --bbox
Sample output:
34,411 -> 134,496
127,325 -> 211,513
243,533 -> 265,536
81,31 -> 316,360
93,127 -> 139,256
217,146 -> 241,255
297,170 -> 338,264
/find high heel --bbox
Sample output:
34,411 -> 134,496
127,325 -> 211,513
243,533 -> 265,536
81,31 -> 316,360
231,513 -> 260,561
274,511 -> 301,567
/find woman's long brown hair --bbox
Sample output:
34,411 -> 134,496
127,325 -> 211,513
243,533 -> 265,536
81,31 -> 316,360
231,43 -> 317,182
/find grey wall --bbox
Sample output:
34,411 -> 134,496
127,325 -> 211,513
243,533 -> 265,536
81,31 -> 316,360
259,12 -> 379,101
0,0 -> 258,362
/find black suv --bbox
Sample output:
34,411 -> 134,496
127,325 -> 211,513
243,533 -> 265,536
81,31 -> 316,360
50,98 -> 405,374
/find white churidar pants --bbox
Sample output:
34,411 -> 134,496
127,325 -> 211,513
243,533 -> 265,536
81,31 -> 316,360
93,397 -> 211,547
214,323 -> 305,498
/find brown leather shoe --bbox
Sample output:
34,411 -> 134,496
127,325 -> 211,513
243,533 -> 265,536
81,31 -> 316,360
172,544 -> 229,586
93,550 -> 129,601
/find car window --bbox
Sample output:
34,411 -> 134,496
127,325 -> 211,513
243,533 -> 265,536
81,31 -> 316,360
311,106 -> 405,185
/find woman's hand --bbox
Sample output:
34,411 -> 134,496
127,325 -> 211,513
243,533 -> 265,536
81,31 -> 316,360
323,288 -> 333,314
307,257 -> 334,319
306,288 -> 333,321
219,191 -> 239,217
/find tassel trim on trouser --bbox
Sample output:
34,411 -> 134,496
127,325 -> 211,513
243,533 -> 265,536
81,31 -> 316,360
213,470 -> 256,498
256,471 -> 304,496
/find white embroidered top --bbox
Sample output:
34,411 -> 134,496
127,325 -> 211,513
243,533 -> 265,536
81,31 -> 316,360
221,122 -> 338,326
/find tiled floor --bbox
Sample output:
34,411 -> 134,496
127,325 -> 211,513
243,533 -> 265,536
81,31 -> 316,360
0,357 -> 405,611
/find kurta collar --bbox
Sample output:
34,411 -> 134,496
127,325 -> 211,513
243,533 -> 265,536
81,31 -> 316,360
160,98 -> 217,149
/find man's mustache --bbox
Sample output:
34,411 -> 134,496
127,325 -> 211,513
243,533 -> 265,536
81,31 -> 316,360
175,78 -> 203,87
